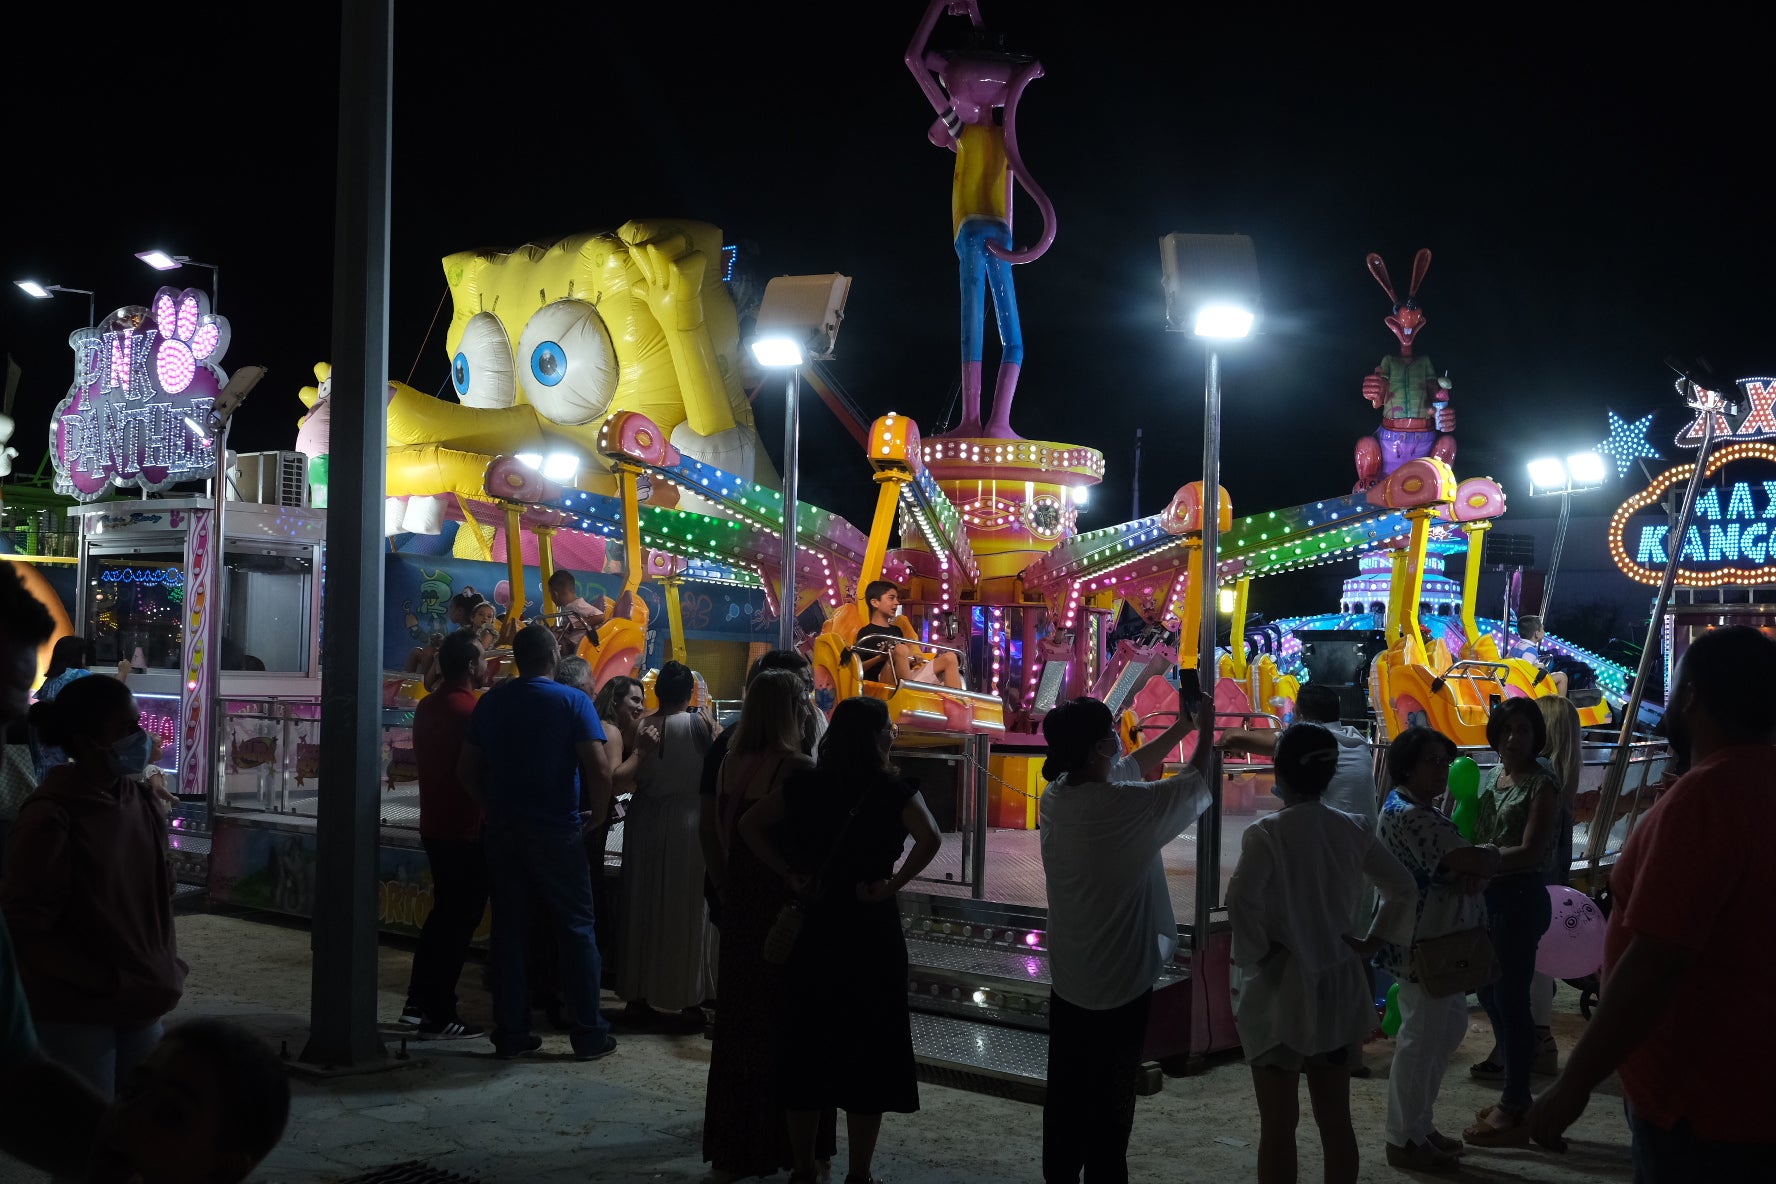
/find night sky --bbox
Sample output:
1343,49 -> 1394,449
3,6 -> 1766,621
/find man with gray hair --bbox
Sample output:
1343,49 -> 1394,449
556,656 -> 594,696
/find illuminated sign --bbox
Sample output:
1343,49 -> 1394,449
99,566 -> 186,586
51,287 -> 229,502
1672,377 -> 1776,449
1609,442 -> 1776,587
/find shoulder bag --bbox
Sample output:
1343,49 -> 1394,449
1410,882 -> 1498,997
762,782 -> 872,967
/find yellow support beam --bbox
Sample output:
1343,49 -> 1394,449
504,507 -> 526,622
1229,577 -> 1251,679
537,527 -> 558,616
1178,538 -> 1204,669
664,576 -> 688,665
858,469 -> 908,607
1400,508 -> 1435,660
618,468 -> 645,595
1459,520 -> 1491,659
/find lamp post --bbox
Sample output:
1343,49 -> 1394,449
193,366 -> 266,828
748,273 -> 853,652
1159,232 -> 1260,940
1524,449 -> 1607,627
15,281 -> 96,327
136,250 -> 221,311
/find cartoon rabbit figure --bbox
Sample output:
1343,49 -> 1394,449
1354,249 -> 1457,491
907,0 -> 1057,439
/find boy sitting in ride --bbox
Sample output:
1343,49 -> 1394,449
851,581 -> 963,689
548,569 -> 607,657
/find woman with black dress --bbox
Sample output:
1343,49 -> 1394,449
740,696 -> 941,1184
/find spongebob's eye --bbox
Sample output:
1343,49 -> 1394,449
516,299 -> 617,425
450,312 -> 515,408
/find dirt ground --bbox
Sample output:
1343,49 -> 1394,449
1,910 -> 1635,1183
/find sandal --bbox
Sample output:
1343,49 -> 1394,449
1462,1104 -> 1529,1147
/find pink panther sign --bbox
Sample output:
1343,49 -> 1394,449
50,286 -> 230,502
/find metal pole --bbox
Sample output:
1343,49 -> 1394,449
971,733 -> 988,901
1542,489 -> 1573,625
303,0 -> 391,1069
1194,350 -> 1225,929
205,422 -> 230,821
778,370 -> 800,652
1132,427 -> 1143,520
1588,394 -> 1722,871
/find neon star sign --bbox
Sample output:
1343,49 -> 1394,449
50,287 -> 231,502
1609,442 -> 1776,588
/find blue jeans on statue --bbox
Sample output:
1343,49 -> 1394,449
485,820 -> 610,1055
955,217 -> 1024,365
1476,874 -> 1552,1112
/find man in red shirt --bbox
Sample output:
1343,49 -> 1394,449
400,631 -> 489,1039
1529,625 -> 1776,1178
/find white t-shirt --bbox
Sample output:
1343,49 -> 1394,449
1039,755 -> 1214,1011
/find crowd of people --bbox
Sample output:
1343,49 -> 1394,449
4,544 -> 1768,1183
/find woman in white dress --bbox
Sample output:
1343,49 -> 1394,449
1227,725 -> 1416,1184
615,661 -> 715,1027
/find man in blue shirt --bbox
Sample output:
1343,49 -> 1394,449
459,624 -> 617,1060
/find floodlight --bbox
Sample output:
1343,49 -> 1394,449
541,452 -> 580,482
1527,457 -> 1568,491
515,452 -> 543,471
1192,305 -> 1256,340
15,281 -> 50,299
749,273 -> 852,368
1566,450 -> 1607,488
135,250 -> 181,270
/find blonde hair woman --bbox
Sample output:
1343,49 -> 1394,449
1534,695 -> 1584,1072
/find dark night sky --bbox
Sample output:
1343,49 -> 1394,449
3,6 -> 1767,619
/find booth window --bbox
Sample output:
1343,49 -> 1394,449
86,553 -> 188,670
221,550 -> 313,672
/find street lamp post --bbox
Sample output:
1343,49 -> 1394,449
136,251 -> 222,311
14,281 -> 96,327
1160,232 -> 1260,938
748,274 -> 852,652
1524,449 -> 1607,627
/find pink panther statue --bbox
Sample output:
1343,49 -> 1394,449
1354,249 -> 1457,491
907,0 -> 1056,439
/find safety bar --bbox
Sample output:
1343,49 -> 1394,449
1137,709 -> 1286,730
845,633 -> 975,694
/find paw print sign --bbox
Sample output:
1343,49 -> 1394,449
150,287 -> 230,395
50,288 -> 234,501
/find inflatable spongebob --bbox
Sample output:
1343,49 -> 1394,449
383,219 -> 774,545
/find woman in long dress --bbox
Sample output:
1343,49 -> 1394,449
700,669 -> 835,1183
741,696 -> 942,1184
615,661 -> 713,1027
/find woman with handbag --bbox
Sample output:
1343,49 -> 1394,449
1463,698 -> 1560,1147
1226,725 -> 1416,1184
739,696 -> 942,1184
699,670 -> 835,1184
1374,727 -> 1502,1170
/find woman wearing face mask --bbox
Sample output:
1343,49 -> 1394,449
1,674 -> 186,1098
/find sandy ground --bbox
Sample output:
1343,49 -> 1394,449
3,909 -> 1635,1184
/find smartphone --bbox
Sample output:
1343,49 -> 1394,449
1170,665 -> 1204,718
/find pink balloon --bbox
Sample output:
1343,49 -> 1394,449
1536,886 -> 1606,979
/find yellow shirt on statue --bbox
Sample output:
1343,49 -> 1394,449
951,122 -> 1009,235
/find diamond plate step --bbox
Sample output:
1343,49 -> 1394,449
910,1011 -> 1049,1104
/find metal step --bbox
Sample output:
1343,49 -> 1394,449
910,1011 -> 1049,1104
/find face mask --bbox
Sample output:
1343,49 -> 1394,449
112,729 -> 152,775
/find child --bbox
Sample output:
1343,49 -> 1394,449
548,570 -> 606,657
1226,725 -> 1416,1184
85,1018 -> 291,1184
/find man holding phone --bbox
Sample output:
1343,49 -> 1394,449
1036,676 -> 1217,1182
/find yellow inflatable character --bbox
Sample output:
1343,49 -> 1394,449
383,220 -> 775,549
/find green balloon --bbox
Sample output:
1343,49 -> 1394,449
1447,755 -> 1481,803
1381,981 -> 1403,1037
1451,795 -> 1478,842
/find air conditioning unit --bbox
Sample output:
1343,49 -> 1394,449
230,451 -> 310,507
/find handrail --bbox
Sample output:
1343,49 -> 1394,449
844,632 -> 980,696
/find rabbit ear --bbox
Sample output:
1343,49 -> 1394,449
1408,249 -> 1432,299
1366,253 -> 1398,302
